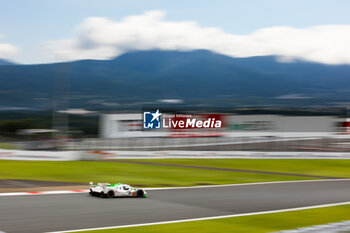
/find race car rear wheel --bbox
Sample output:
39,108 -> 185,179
136,189 -> 144,198
107,190 -> 115,198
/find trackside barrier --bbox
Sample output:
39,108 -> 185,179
0,149 -> 80,161
3,149 -> 350,161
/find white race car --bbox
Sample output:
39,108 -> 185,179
89,182 -> 148,198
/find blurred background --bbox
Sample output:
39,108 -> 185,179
1,52 -> 350,153
1,0 -> 350,155
3,1 -> 350,232
1,1 -> 350,154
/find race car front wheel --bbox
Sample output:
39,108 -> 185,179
107,190 -> 115,198
137,190 -> 144,198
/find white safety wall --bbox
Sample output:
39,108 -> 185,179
100,113 -> 341,138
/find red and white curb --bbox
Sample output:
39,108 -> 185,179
0,189 -> 88,197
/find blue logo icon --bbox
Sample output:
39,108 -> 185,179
143,109 -> 161,129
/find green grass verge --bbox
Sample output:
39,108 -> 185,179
1,159 -> 350,187
82,204 -> 350,233
0,160 -> 313,187
132,159 -> 350,178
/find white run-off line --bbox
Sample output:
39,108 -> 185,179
100,150 -> 350,159
45,201 -> 350,233
1,179 -> 350,197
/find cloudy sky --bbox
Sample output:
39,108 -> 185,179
1,0 -> 350,64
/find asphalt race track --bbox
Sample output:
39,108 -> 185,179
1,180 -> 350,233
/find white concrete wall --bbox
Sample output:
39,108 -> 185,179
100,113 -> 340,138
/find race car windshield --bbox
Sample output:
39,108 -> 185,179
123,186 -> 129,190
